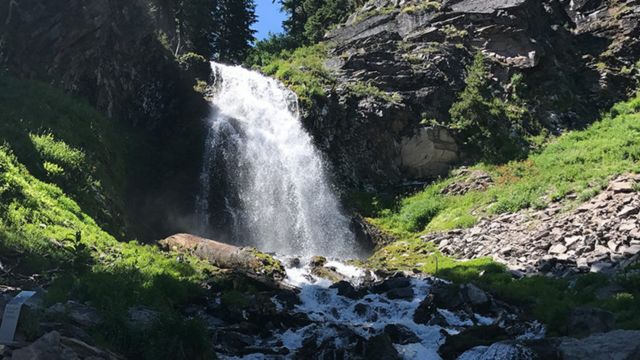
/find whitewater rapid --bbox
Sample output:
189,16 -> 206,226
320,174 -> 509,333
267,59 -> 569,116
196,63 -> 357,258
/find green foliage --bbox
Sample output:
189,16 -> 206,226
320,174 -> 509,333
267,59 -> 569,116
302,0 -> 354,43
402,1 -> 441,14
245,33 -> 301,67
261,43 -> 333,106
346,82 -> 402,103
0,75 -> 126,237
371,91 -> 640,236
0,76 -> 219,358
449,53 -> 528,163
212,0 -> 257,64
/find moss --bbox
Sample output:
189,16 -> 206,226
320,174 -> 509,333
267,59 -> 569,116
402,1 -> 441,14
346,81 -> 402,103
246,247 -> 286,279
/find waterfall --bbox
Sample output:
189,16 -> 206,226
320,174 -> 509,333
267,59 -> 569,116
196,63 -> 356,259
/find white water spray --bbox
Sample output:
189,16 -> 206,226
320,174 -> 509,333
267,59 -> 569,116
197,63 -> 357,258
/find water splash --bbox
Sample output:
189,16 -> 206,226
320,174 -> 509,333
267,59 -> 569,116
197,63 -> 357,258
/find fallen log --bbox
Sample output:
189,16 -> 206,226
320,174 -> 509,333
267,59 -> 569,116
158,233 -> 286,282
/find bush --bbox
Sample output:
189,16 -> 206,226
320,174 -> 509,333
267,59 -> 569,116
449,53 -> 528,163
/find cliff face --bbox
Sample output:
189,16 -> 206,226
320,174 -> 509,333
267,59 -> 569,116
0,0 -> 206,127
0,0 -> 210,241
303,0 -> 640,188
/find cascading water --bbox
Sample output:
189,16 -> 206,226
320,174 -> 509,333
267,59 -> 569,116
196,63 -> 357,258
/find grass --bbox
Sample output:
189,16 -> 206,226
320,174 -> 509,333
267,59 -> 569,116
0,74 -> 127,237
365,92 -> 640,335
369,92 -> 640,238
261,43 -> 333,107
0,142 -> 219,358
0,74 -> 220,359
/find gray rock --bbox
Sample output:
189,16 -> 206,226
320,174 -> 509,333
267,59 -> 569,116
558,330 -> 640,360
386,287 -> 414,300
12,331 -> 66,360
458,341 -> 535,360
549,244 -> 567,254
462,284 -> 489,307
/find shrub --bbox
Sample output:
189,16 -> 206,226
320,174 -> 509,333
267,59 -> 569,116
449,53 -> 528,163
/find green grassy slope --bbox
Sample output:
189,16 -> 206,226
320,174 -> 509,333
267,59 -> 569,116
0,75 -> 129,237
0,75 -> 217,359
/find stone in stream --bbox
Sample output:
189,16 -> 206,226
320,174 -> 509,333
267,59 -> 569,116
370,276 -> 412,294
386,286 -> 414,300
330,281 -> 360,299
364,334 -> 401,360
413,294 -> 437,324
383,324 -> 420,345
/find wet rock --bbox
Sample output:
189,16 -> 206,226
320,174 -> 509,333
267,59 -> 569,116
212,330 -> 254,353
439,325 -> 509,359
311,266 -> 345,283
383,324 -> 420,345
386,287 -> 414,300
370,276 -> 412,293
566,307 -> 615,337
354,303 -> 370,317
413,294 -> 437,324
309,256 -> 327,268
364,334 -> 400,360
330,281 -> 360,299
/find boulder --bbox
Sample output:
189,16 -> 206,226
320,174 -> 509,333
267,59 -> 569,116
383,324 -> 420,345
557,330 -> 640,360
364,334 -> 401,360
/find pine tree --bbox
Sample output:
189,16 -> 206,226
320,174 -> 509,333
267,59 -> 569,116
278,0 -> 307,42
303,0 -> 353,43
213,0 -> 257,64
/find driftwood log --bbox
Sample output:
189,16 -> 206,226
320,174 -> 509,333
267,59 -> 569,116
158,233 -> 285,282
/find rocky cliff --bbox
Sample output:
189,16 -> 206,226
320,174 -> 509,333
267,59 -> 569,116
0,0 -> 211,240
303,0 -> 640,188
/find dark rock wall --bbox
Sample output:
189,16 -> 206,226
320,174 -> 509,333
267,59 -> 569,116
304,0 -> 640,188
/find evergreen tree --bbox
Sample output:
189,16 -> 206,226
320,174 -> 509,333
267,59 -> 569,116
213,0 -> 257,64
278,0 -> 307,42
449,53 -> 526,163
303,0 -> 353,43
174,0 -> 218,58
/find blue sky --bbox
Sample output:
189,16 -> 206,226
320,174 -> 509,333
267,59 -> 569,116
253,0 -> 286,40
